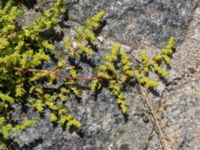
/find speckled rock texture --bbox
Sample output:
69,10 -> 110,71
68,0 -> 199,47
8,0 -> 200,150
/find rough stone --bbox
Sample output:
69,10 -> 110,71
68,0 -> 199,47
7,0 -> 200,150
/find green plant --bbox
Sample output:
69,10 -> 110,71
89,36 -> 174,113
0,0 -> 175,148
0,0 -> 67,148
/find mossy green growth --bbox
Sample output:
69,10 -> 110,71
0,0 -> 175,148
0,0 -> 107,146
90,36 -> 175,113
0,0 -> 80,147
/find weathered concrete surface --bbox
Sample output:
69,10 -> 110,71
9,0 -> 200,150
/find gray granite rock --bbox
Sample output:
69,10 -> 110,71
114,5 -> 200,150
7,0 -> 200,150
68,0 -> 199,47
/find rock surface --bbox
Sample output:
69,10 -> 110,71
68,0 -> 199,47
9,0 -> 200,150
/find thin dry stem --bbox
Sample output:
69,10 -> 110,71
139,86 -> 172,150
13,67 -> 98,81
